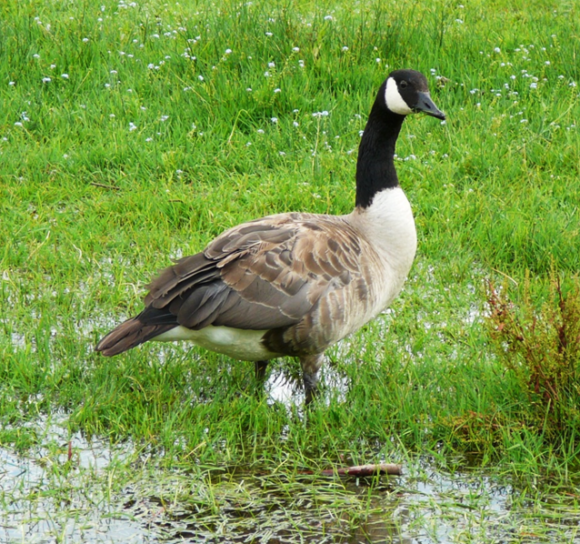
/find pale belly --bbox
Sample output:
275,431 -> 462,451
153,325 -> 280,361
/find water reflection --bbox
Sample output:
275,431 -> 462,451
1,420 -> 578,544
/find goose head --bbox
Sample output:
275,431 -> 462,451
383,69 -> 446,120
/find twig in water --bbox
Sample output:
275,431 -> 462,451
310,463 -> 402,477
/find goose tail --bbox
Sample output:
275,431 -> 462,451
96,314 -> 176,356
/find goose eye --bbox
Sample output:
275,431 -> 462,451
399,80 -> 409,89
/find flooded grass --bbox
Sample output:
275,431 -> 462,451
2,414 -> 579,543
2,0 -> 580,541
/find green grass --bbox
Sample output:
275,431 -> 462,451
1,0 -> 580,541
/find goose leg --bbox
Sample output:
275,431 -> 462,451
300,354 -> 324,405
254,359 -> 269,389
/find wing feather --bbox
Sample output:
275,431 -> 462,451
136,213 -> 366,339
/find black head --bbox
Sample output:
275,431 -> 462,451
382,69 -> 445,120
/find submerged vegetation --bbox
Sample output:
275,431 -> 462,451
1,0 -> 580,541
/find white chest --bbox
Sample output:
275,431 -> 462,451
347,187 -> 417,308
351,188 -> 417,266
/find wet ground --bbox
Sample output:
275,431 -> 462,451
1,367 -> 579,544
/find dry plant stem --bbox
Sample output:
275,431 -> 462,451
320,463 -> 402,476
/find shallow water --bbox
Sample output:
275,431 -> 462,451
1,405 -> 579,544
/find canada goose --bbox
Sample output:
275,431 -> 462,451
96,69 -> 445,403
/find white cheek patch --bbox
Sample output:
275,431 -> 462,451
385,77 -> 413,116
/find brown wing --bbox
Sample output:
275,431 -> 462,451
143,213 -> 363,332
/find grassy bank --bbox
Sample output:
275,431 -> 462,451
1,0 -> 580,541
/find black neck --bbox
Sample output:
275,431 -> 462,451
355,103 -> 405,209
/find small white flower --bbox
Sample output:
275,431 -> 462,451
520,119 -> 528,123
82,37 -> 89,42
110,114 -> 115,118
33,54 -> 40,59
324,15 -> 333,20
530,82 -> 537,89
225,48 -> 232,54
50,64 -> 56,69
257,129 -> 265,134
145,137 -> 153,142
9,81 -> 15,86
264,71 -> 270,77
246,88 -> 252,92
342,46 -> 349,52
61,73 -> 69,79
274,88 -> 281,93
110,70 -> 117,74
376,58 -> 381,63
129,122 -> 137,131
279,151 -> 286,156
270,117 -> 278,123
198,75 -> 204,81
265,32 -> 273,37
104,83 -> 110,88
268,62 -> 276,68
494,47 -> 501,53
14,122 -> 23,127
292,47 -> 299,52
42,77 -> 51,83
160,115 -> 169,122
293,121 -> 299,127
545,61 -> 551,65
